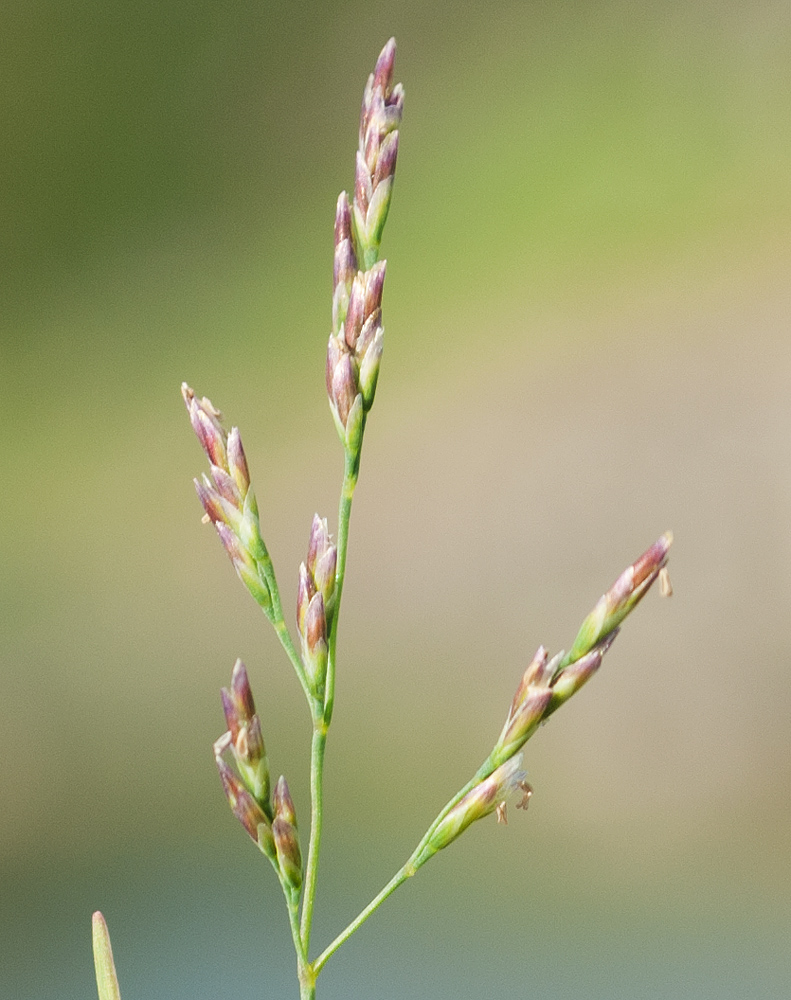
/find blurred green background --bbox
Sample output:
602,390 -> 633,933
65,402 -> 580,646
2,0 -> 790,997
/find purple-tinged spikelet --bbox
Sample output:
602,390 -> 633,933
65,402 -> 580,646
182,383 -> 272,614
217,660 -> 271,814
273,776 -> 302,890
426,756 -> 531,855
333,192 -> 358,336
545,638 -> 613,717
563,532 -> 673,667
490,534 -> 673,767
297,515 -> 337,698
216,758 -> 276,859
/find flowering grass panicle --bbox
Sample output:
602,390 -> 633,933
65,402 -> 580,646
92,39 -> 672,1000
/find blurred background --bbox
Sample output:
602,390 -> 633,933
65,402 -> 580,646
2,1 -> 790,997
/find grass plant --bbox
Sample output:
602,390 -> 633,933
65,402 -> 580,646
92,38 -> 672,1000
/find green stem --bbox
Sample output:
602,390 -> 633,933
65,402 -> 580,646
257,548 -> 318,712
311,754 -> 497,975
282,883 -> 314,1000
273,615 -> 316,710
300,722 -> 327,951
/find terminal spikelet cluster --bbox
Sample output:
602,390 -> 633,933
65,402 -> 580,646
326,39 -> 403,452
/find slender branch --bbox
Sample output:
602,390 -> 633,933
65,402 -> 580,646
309,520 -> 675,976
312,865 -> 413,975
312,754 -> 497,975
273,613 -> 317,712
300,722 -> 328,949
257,549 -> 319,712
286,893 -> 308,967
281,881 -> 314,1000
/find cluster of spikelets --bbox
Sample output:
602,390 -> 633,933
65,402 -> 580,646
423,532 -> 672,859
326,39 -> 403,452
214,661 -> 302,892
179,36 -> 674,879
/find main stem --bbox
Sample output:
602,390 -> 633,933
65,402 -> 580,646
299,722 -> 327,950
299,440 -> 362,960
